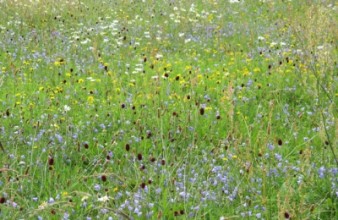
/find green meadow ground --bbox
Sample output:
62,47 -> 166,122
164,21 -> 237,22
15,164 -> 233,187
0,0 -> 337,219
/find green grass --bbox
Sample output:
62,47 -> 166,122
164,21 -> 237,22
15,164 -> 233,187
0,0 -> 337,219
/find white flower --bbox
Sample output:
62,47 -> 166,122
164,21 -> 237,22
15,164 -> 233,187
86,77 -> 96,82
258,36 -> 265,41
144,32 -> 151,38
98,195 -> 110,202
270,42 -> 278,47
63,105 -> 71,112
80,38 -> 91,45
178,32 -> 185,37
317,45 -> 324,50
155,53 -> 163,59
229,0 -> 241,3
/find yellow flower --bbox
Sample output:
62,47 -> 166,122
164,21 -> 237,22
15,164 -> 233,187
243,68 -> 250,76
52,123 -> 59,129
205,106 -> 212,111
166,63 -> 172,68
62,191 -> 69,197
179,79 -> 186,85
54,58 -> 65,66
87,95 -> 94,104
253,67 -> 261,73
207,14 -> 213,22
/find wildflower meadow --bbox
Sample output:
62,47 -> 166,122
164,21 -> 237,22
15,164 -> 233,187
0,0 -> 337,219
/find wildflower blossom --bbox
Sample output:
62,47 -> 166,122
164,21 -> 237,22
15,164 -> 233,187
318,166 -> 326,178
98,195 -> 109,202
87,96 -> 94,104
229,0 -> 241,3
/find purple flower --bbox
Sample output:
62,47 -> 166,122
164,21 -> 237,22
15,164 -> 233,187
94,184 -> 101,191
275,153 -> 282,161
267,143 -> 274,151
179,191 -> 190,200
134,208 -> 142,216
329,168 -> 337,176
318,166 -> 326,178
155,188 -> 162,194
11,201 -> 18,208
55,133 -> 63,143
48,197 -> 55,203
63,212 -> 70,220
101,208 -> 108,214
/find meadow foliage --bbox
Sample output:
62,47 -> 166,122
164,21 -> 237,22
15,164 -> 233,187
0,0 -> 337,219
